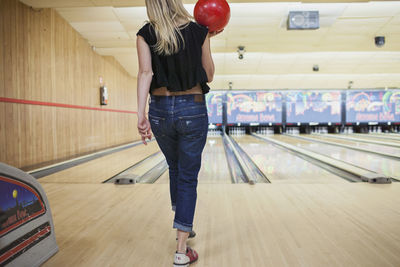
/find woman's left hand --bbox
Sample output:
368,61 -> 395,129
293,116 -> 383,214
137,115 -> 152,145
209,29 -> 224,38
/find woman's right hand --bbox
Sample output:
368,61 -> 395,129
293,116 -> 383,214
209,29 -> 224,38
137,114 -> 152,145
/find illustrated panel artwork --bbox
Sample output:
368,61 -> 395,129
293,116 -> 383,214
346,90 -> 400,123
226,91 -> 283,124
286,91 -> 341,123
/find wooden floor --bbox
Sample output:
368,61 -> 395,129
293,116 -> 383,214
40,182 -> 400,267
37,135 -> 400,266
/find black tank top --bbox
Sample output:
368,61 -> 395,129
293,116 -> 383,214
136,21 -> 210,95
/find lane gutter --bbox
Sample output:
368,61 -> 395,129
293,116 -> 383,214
228,136 -> 271,183
222,134 -> 249,184
103,151 -> 164,183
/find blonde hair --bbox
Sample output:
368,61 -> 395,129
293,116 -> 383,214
145,0 -> 192,55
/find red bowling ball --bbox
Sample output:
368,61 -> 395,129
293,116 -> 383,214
194,0 -> 231,32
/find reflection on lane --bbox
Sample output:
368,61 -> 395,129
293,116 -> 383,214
307,134 -> 400,157
198,136 -> 232,183
234,135 -> 346,184
273,135 -> 400,180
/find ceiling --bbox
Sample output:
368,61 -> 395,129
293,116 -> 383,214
20,0 -> 400,90
19,0 -> 393,8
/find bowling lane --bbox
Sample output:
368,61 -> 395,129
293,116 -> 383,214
198,136 -> 232,183
308,134 -> 400,157
271,135 -> 400,180
361,132 -> 400,138
350,133 -> 400,144
233,135 -> 347,184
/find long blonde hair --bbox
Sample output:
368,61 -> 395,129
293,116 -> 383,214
145,0 -> 192,55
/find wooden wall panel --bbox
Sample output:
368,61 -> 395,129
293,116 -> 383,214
0,0 -> 4,98
0,104 -> 5,158
0,1 -> 5,159
0,0 -> 140,170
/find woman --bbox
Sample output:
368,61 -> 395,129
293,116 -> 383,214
136,0 -> 221,266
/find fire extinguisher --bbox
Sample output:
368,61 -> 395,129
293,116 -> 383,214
100,85 -> 108,105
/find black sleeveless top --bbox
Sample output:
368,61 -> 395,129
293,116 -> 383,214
136,21 -> 210,95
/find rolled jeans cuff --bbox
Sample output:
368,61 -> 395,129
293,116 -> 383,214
173,220 -> 192,232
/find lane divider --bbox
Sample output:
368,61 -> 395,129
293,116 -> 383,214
0,97 -> 137,114
221,134 -> 245,183
223,134 -> 256,184
228,135 -> 270,183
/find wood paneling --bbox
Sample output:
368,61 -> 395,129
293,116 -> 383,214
0,0 -> 140,170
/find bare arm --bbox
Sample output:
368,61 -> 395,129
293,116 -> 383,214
136,35 -> 153,144
137,35 -> 153,116
201,34 -> 215,83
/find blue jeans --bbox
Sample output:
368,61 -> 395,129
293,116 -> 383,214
148,94 -> 208,232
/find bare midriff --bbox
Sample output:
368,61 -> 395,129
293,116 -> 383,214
152,83 -> 203,96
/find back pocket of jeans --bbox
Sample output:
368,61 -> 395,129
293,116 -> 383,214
178,113 -> 208,139
149,114 -> 166,138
